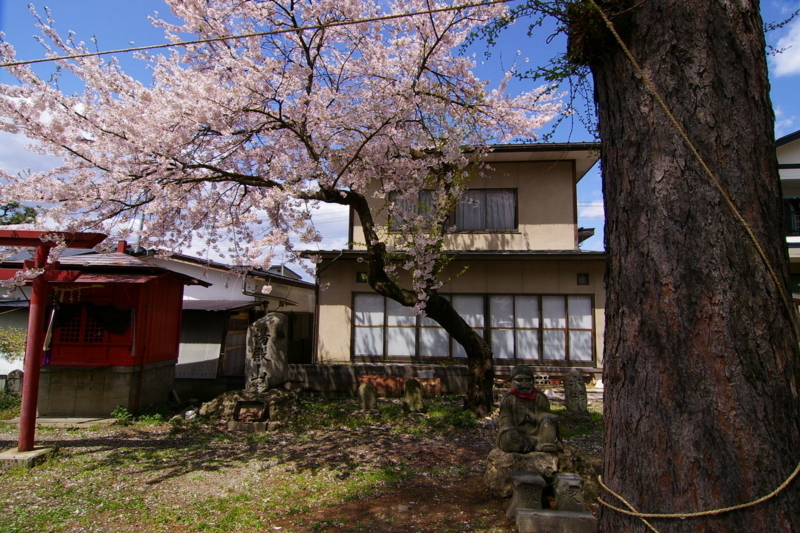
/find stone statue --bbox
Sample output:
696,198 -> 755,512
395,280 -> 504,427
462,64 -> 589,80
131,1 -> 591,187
356,381 -> 379,416
402,378 -> 425,413
497,365 -> 563,453
5,369 -> 23,395
245,312 -> 289,393
564,369 -> 588,411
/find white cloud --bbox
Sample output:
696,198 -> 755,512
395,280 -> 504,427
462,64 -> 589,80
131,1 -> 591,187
0,131 -> 62,176
578,201 -> 604,219
303,203 -> 350,251
772,18 -> 800,76
775,106 -> 797,137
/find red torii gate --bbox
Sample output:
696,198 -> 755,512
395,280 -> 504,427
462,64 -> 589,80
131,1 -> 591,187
0,230 -> 106,452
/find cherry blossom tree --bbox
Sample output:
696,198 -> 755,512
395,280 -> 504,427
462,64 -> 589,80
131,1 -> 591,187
0,0 -> 561,414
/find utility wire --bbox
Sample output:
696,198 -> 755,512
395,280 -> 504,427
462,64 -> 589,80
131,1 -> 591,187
0,0 -> 511,69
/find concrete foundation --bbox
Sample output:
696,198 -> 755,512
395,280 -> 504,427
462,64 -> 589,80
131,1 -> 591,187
0,446 -> 56,472
37,359 -> 176,417
288,364 -> 602,397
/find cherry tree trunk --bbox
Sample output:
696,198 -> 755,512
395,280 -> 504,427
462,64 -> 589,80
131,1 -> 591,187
425,293 -> 494,416
582,1 -> 800,531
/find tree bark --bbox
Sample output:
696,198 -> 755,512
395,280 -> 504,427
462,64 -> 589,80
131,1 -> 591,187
576,1 -> 800,531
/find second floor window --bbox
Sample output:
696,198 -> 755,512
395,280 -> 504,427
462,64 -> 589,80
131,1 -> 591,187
390,188 -> 517,232
455,189 -> 516,231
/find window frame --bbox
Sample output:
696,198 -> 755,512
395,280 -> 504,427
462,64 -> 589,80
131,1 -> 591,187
452,188 -> 518,232
351,292 -> 595,366
387,188 -> 519,233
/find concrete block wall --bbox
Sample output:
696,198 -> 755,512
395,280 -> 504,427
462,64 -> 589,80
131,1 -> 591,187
38,360 -> 176,417
137,360 -> 176,410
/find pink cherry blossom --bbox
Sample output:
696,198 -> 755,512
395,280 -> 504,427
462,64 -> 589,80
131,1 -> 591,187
0,0 -> 561,302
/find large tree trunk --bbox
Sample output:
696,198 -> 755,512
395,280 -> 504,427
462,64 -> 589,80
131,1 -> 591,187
576,1 -> 800,531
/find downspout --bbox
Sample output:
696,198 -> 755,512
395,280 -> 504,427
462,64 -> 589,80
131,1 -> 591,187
312,250 -> 344,365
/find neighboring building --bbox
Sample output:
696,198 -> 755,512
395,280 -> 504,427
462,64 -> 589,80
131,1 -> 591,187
0,250 -> 207,416
131,249 -> 316,400
1,243 -> 316,404
779,130 -> 800,295
309,143 -> 606,391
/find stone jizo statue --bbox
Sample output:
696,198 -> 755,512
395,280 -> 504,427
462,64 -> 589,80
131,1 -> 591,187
563,368 -> 589,413
497,365 -> 563,453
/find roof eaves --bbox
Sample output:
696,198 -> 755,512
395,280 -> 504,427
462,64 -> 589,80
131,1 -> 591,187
777,130 -> 800,147
136,249 -> 314,289
305,249 -> 606,260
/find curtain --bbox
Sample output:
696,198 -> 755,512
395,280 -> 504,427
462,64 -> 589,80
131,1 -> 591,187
485,190 -> 515,230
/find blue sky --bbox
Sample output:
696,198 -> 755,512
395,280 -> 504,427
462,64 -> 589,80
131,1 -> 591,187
1,0 -> 799,256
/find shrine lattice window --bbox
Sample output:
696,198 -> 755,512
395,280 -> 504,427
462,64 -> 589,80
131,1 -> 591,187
58,308 -> 106,344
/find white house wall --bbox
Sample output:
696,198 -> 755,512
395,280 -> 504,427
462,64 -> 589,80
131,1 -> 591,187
142,257 -> 316,313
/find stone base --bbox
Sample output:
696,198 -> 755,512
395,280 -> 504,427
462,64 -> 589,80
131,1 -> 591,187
506,472 -> 546,519
561,409 -> 592,422
484,448 -> 559,498
200,388 -> 301,421
0,447 -> 56,472
517,509 -> 597,533
227,420 -> 268,432
555,445 -> 603,503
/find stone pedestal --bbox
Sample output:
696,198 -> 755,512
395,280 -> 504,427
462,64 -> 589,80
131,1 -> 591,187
516,509 -> 597,533
506,471 -> 546,519
554,472 -> 586,513
484,448 -> 559,498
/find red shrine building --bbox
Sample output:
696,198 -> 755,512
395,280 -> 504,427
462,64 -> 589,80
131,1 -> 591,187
1,233 -> 208,418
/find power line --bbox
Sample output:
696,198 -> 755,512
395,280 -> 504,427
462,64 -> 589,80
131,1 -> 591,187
0,0 -> 510,69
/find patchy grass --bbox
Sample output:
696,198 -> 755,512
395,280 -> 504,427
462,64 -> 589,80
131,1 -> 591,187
290,395 -> 478,435
0,395 -> 602,533
552,408 -> 603,440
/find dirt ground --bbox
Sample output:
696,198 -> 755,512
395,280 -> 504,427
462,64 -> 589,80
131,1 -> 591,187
0,395 -> 602,533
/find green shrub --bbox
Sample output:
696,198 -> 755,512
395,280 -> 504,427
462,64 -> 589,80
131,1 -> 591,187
0,327 -> 26,362
110,406 -> 134,426
0,392 -> 21,420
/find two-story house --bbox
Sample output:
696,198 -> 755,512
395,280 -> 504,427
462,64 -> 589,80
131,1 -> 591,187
303,143 -> 606,394
129,249 -> 316,400
779,130 -> 800,294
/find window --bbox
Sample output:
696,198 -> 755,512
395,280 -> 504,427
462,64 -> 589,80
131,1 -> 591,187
389,189 -> 517,232
490,295 -> 593,363
352,293 -> 594,364
58,308 -> 106,344
454,189 -> 516,231
389,190 -> 434,230
785,198 -> 800,236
